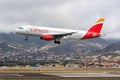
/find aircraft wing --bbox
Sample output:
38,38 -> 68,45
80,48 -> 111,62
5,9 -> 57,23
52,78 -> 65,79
52,32 -> 76,39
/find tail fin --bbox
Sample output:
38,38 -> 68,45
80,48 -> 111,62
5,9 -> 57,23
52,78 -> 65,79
88,18 -> 105,33
81,18 -> 105,39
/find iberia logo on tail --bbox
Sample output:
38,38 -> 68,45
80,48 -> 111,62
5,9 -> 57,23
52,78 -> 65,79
81,18 -> 105,39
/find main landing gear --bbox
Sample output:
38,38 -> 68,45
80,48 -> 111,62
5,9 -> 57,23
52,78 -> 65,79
54,39 -> 61,44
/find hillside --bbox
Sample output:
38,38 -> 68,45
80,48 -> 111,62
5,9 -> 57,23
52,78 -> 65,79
0,33 -> 109,55
0,33 -> 120,66
90,41 -> 120,56
0,33 -> 119,56
39,39 -> 108,55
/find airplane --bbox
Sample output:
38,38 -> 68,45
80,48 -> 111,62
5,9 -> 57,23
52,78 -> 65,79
15,18 -> 105,44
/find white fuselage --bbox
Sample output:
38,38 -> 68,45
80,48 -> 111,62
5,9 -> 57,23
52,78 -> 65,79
15,26 -> 87,40
15,18 -> 105,44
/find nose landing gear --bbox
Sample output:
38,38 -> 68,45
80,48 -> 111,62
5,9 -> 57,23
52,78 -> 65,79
25,36 -> 28,41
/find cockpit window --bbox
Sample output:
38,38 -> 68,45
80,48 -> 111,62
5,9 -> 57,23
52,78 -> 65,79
18,27 -> 24,29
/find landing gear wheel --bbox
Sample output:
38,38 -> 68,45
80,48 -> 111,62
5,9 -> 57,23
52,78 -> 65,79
54,40 -> 57,44
57,40 -> 61,44
54,40 -> 61,44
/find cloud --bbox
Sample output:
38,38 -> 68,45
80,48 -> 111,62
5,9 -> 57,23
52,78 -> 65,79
0,0 -> 119,39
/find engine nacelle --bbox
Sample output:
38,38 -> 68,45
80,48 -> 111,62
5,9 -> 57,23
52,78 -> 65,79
40,35 -> 54,40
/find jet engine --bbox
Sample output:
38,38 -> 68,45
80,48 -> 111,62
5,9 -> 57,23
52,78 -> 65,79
40,35 -> 54,40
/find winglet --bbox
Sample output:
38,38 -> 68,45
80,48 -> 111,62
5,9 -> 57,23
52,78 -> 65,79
96,18 -> 105,23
